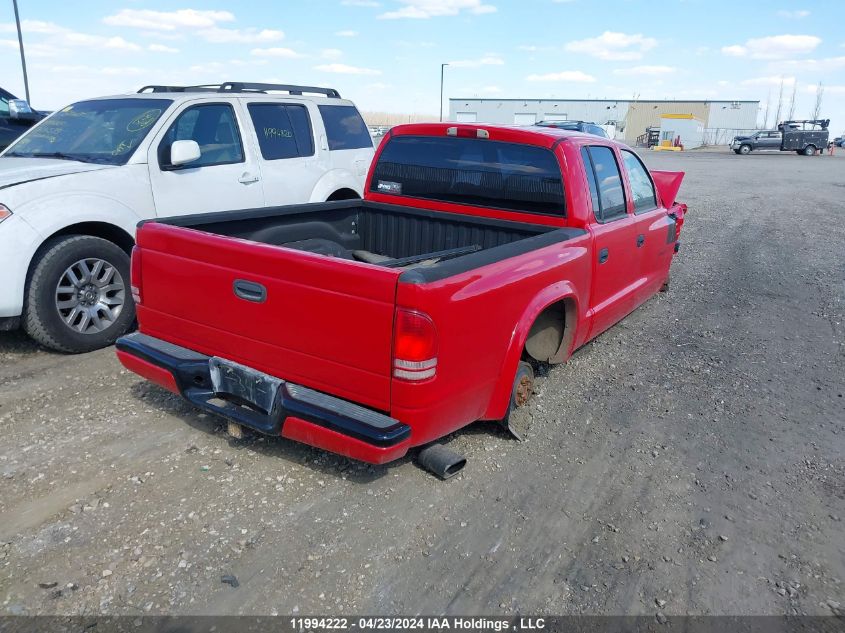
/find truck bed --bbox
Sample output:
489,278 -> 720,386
151,200 -> 579,283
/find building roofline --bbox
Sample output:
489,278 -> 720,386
449,98 -> 759,104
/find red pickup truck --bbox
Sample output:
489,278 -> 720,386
116,123 -> 685,476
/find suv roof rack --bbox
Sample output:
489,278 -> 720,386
137,82 -> 341,98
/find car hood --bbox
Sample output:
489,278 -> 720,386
0,157 -> 114,190
733,136 -> 752,142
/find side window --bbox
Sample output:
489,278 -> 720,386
248,103 -> 314,160
581,147 -> 601,217
0,97 -> 9,117
621,150 -> 657,213
159,103 -> 244,168
585,146 -> 626,221
317,105 -> 373,151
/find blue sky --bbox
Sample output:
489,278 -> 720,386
1,0 -> 843,132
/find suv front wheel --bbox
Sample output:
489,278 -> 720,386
739,144 -> 752,155
24,235 -> 135,353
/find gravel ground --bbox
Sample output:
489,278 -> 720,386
0,150 -> 843,617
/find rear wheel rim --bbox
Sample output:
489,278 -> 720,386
55,258 -> 125,334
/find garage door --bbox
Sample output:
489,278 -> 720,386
456,112 -> 477,123
514,113 -> 537,125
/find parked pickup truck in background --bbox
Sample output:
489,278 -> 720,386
116,123 -> 686,474
0,82 -> 373,352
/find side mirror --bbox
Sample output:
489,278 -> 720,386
170,139 -> 201,167
9,99 -> 34,120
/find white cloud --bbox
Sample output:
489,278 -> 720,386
198,28 -> 284,44
103,9 -> 234,31
314,63 -> 382,75
614,65 -> 676,75
480,85 -> 503,94
564,31 -> 657,61
1,19 -> 142,53
776,55 -> 845,72
526,70 -> 596,82
448,55 -> 504,67
517,44 -> 555,52
741,75 -> 797,87
0,38 -> 67,57
251,47 -> 304,58
148,43 -> 179,53
321,48 -> 344,60
0,19 -> 65,35
777,9 -> 810,18
342,0 -> 381,5
805,84 -> 845,94
378,0 -> 496,20
721,34 -> 820,59
102,8 -> 282,44
336,30 -> 359,37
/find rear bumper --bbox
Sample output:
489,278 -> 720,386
115,332 -> 412,464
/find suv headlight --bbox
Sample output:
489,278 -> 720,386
0,204 -> 11,224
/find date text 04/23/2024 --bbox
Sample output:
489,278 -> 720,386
289,618 -> 547,631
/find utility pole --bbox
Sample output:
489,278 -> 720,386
439,63 -> 449,122
12,0 -> 31,103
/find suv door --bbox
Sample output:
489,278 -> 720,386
245,101 -> 323,205
582,145 -> 641,338
147,101 -> 264,216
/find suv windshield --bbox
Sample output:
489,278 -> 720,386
5,98 -> 172,165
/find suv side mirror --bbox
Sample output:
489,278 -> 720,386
170,140 -> 201,167
9,99 -> 34,120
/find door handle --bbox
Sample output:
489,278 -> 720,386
598,248 -> 609,264
233,279 -> 266,303
636,234 -> 645,248
239,172 -> 260,185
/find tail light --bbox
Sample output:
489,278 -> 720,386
673,204 -> 687,241
393,308 -> 437,381
130,246 -> 142,305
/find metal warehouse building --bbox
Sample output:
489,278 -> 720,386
448,98 -> 760,145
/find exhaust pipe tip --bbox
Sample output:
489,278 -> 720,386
416,444 -> 466,480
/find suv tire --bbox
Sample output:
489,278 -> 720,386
24,235 -> 135,353
739,144 -> 752,155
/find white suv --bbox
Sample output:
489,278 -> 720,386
0,82 -> 375,352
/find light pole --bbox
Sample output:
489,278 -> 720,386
12,0 -> 31,103
439,63 -> 449,122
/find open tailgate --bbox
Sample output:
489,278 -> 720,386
134,222 -> 401,412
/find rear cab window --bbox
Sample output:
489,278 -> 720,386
370,135 -> 565,216
581,145 -> 626,222
318,104 -> 373,151
247,103 -> 314,159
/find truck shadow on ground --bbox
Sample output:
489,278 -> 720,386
126,381 -> 436,484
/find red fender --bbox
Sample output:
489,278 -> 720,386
482,282 -> 584,420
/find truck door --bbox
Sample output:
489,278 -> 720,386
148,101 -> 265,216
581,145 -> 642,338
620,149 -> 674,302
761,131 -> 781,150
